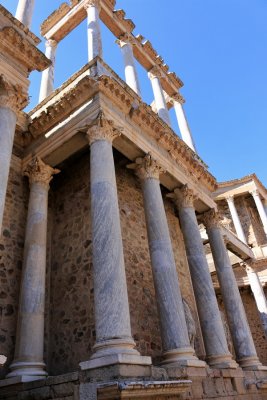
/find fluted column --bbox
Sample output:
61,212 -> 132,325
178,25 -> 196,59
15,0 -> 35,28
128,155 -> 205,368
0,77 -> 26,235
250,190 -> 267,237
148,67 -> 171,127
226,195 -> 247,243
171,185 -> 236,368
203,209 -> 263,370
85,0 -> 103,62
7,158 -> 59,381
39,39 -> 57,103
80,115 -> 151,370
172,94 -> 196,152
116,33 -> 141,96
244,264 -> 267,338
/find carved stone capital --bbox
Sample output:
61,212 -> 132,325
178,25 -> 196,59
201,209 -> 222,230
127,153 -> 165,180
84,0 -> 101,11
116,33 -> 135,47
250,189 -> 260,198
148,66 -> 163,80
24,157 -> 60,188
172,93 -> 185,105
87,113 -> 122,144
225,195 -> 235,204
170,185 -> 197,209
0,75 -> 28,113
45,39 -> 57,48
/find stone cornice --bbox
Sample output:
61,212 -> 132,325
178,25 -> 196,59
127,153 -> 165,180
218,174 -> 267,197
0,27 -> 50,72
24,157 -> 60,188
41,3 -> 71,37
0,75 -> 28,113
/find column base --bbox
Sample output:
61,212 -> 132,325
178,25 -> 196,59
79,338 -> 152,370
207,354 -> 239,369
161,347 -> 206,368
238,356 -> 267,370
6,361 -> 47,382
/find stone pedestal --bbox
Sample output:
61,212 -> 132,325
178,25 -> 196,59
80,115 -> 151,370
203,209 -> 264,370
226,195 -> 247,243
39,40 -> 57,103
171,186 -> 237,369
250,190 -> 267,237
172,95 -> 196,152
15,0 -> 35,28
148,67 -> 171,127
7,158 -> 59,381
128,155 -> 205,368
85,0 -> 103,62
117,34 -> 141,96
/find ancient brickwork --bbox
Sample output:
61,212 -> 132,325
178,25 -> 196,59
0,166 -> 28,379
217,200 -> 235,233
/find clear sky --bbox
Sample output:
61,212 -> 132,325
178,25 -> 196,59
3,0 -> 267,186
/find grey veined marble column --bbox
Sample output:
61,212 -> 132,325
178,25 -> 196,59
148,67 -> 171,127
15,0 -> 35,28
85,0 -> 103,62
0,76 -> 25,235
171,186 -> 237,369
203,209 -> 264,370
7,157 -> 59,381
80,115 -> 151,370
128,155 -> 205,368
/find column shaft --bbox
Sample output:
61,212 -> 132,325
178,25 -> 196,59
7,158 -> 59,381
251,190 -> 267,237
0,106 -> 17,234
173,100 -> 196,152
226,196 -> 247,243
39,40 -> 57,103
118,39 -> 141,96
148,68 -> 171,126
86,1 -> 103,62
204,210 -> 263,370
173,186 -> 236,368
15,0 -> 35,28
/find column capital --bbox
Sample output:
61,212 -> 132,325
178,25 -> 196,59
127,153 -> 165,180
202,209 -> 222,229
116,32 -> 135,48
24,157 -> 60,188
169,185 -> 197,208
84,0 -> 101,10
250,189 -> 260,198
148,66 -> 163,80
45,39 -> 57,48
171,93 -> 185,105
0,75 -> 28,113
86,113 -> 122,145
225,194 -> 235,203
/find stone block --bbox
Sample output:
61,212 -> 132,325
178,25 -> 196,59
51,382 -> 75,397
18,386 -> 51,400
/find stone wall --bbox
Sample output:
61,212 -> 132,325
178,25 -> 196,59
0,165 -> 28,379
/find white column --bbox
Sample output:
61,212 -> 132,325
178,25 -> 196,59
226,195 -> 247,243
148,67 -> 171,127
264,200 -> 267,218
85,0 -> 103,62
116,34 -> 141,97
250,190 -> 267,237
15,0 -> 35,28
245,265 -> 267,338
172,95 -> 196,152
39,40 -> 57,103
7,158 -> 59,381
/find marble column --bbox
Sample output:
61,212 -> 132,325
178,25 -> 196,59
0,77 -> 24,235
244,264 -> 267,338
203,209 -> 263,370
250,190 -> 267,237
116,34 -> 141,96
85,0 -> 103,62
15,0 -> 35,28
80,115 -> 151,370
39,39 -> 57,103
226,195 -> 247,243
128,155 -> 205,368
7,157 -> 59,381
172,95 -> 196,152
171,185 -> 236,368
148,67 -> 171,127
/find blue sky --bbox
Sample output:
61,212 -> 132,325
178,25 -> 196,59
3,0 -> 267,185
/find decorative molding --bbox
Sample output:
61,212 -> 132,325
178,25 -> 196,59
171,184 -> 197,209
127,153 -> 165,180
0,75 -> 28,113
87,112 -> 122,144
41,3 -> 71,37
24,157 -> 60,188
202,209 -> 222,230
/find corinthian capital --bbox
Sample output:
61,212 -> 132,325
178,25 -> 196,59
0,75 -> 28,113
116,32 -> 135,47
87,113 -> 122,144
171,93 -> 185,105
148,66 -> 163,80
24,157 -> 60,188
127,153 -> 165,180
84,0 -> 100,10
170,185 -> 197,209
201,209 -> 222,230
